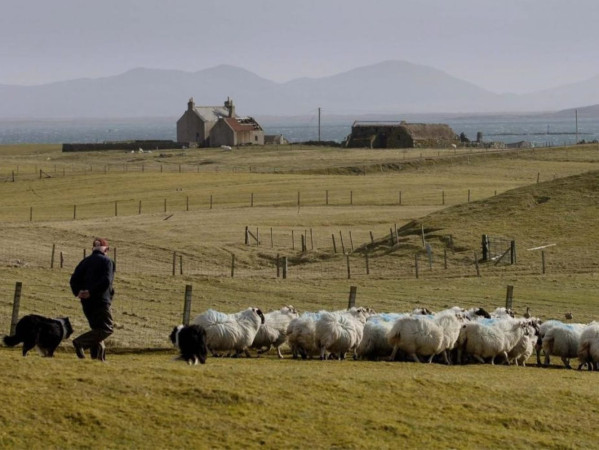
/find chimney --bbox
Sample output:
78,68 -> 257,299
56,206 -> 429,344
224,97 -> 235,118
187,97 -> 195,111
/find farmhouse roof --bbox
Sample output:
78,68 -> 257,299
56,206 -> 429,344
193,105 -> 231,122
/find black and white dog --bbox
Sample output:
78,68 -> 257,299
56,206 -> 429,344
169,324 -> 208,365
3,314 -> 74,357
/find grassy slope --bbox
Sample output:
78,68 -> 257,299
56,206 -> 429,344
1,144 -> 599,448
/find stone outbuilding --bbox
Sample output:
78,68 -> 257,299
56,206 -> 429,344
211,116 -> 264,147
345,121 -> 459,149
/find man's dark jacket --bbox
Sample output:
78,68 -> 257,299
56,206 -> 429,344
70,250 -> 115,304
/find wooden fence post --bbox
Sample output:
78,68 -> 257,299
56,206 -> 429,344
510,240 -> 517,264
415,254 -> 419,279
310,228 -> 314,250
282,257 -> 288,279
349,231 -> 354,253
210,195 -> 213,210
444,249 -> 448,269
506,285 -> 514,310
29,206 -> 33,222
183,284 -> 192,326
231,254 -> 235,278
50,244 -> 56,269
346,255 -> 351,279
186,196 -> 189,211
179,255 -> 183,275
139,200 -> 142,215
339,231 -> 345,254
172,252 -> 177,276
541,251 -> 546,274
73,205 -> 77,220
482,234 -> 490,261
474,252 -> 481,277
113,248 -> 117,271
365,252 -> 370,275
60,252 -> 64,269
326,190 -> 329,206
115,201 -> 118,217
348,286 -> 357,309
10,282 -> 22,335
370,231 -> 374,245
245,226 -> 249,245
331,234 -> 337,253
276,254 -> 280,278
291,230 -> 295,250
270,227 -> 273,248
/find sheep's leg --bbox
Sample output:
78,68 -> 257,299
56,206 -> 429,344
257,344 -> 271,355
442,350 -> 451,365
276,346 -> 284,359
299,347 -> 308,360
426,354 -> 435,363
389,346 -> 399,362
561,357 -> 571,369
473,355 -> 486,364
319,347 -> 326,361
502,352 -> 510,365
543,352 -> 551,367
244,347 -> 253,358
410,353 -> 421,363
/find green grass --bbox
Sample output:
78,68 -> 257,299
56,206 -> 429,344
1,349 -> 598,449
1,143 -> 599,448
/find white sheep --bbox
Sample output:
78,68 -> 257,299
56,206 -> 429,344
534,319 -> 563,366
192,307 -> 265,358
356,313 -> 406,361
542,322 -> 586,369
387,309 -> 463,364
315,307 -> 372,360
507,321 -> 537,366
286,311 -> 322,360
456,317 -> 527,365
577,322 -> 599,371
251,305 -> 299,358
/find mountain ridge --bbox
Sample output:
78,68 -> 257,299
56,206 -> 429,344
1,60 -> 598,119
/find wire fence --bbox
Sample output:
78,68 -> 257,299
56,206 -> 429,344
0,231 -> 566,281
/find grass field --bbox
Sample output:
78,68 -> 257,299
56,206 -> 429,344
1,143 -> 598,448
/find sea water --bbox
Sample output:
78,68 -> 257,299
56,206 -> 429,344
0,115 -> 597,147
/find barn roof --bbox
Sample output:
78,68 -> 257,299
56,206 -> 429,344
223,117 -> 263,132
400,123 -> 457,140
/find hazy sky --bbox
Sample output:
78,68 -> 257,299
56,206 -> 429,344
2,0 -> 598,94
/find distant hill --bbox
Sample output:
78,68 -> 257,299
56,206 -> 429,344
551,103 -> 599,118
1,60 -> 599,119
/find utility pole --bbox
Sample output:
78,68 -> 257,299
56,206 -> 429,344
575,109 -> 578,144
318,107 -> 321,142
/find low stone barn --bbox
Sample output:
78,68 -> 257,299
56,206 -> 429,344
211,116 -> 264,147
345,121 -> 459,149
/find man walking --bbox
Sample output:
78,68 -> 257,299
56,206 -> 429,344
70,237 -> 115,361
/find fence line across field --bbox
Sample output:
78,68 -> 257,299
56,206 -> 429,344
0,187 -> 509,223
0,231 -> 562,280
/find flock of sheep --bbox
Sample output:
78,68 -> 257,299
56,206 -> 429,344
184,305 -> 599,370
